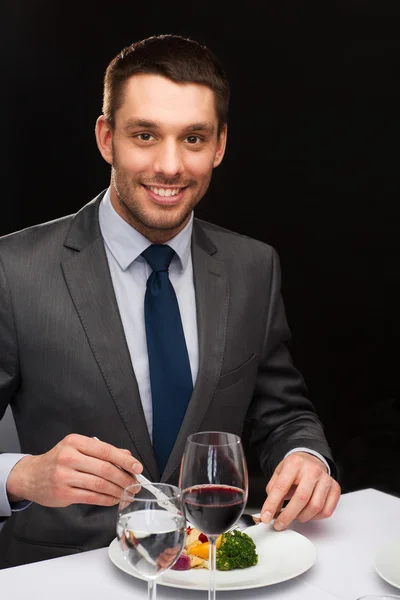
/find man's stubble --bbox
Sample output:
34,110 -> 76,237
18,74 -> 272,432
110,153 -> 213,236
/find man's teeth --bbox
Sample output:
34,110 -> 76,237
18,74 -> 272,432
148,186 -> 181,197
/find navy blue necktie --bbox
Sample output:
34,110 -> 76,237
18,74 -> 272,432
142,244 -> 193,474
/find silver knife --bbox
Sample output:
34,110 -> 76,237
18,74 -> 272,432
227,513 -> 262,532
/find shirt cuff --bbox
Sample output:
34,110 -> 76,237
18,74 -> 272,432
284,447 -> 331,475
0,454 -> 32,521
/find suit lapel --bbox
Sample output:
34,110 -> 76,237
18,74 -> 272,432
162,220 -> 229,482
61,194 -> 159,480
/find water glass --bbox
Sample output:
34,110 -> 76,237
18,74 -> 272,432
117,482 -> 186,599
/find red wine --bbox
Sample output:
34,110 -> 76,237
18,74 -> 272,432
183,484 -> 246,535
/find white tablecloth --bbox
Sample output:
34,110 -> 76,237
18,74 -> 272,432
0,488 -> 399,599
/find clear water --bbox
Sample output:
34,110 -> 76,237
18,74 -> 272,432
117,510 -> 186,578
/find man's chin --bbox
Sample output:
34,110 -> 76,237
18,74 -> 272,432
143,215 -> 190,232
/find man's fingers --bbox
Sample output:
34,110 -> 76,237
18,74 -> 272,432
275,501 -> 285,517
265,471 -> 277,497
65,487 -> 121,507
65,434 -> 143,475
261,466 -> 297,523
271,500 -> 284,520
272,479 -> 318,530
294,477 -> 332,523
57,439 -> 138,489
68,467 -> 129,499
90,455 -> 136,488
308,479 -> 341,520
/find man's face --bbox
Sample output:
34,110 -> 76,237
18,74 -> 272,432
96,74 -> 227,242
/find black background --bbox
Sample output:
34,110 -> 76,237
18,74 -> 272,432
2,1 -> 400,503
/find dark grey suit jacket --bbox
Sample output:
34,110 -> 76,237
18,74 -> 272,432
0,191 -> 335,567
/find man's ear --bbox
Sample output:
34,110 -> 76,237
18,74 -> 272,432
95,115 -> 113,165
213,124 -> 228,168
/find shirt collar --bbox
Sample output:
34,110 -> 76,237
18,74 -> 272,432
98,188 -> 193,271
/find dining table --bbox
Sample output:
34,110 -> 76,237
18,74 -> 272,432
0,487 -> 399,599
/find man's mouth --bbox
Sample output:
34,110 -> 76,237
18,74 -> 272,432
143,184 -> 188,205
146,186 -> 183,197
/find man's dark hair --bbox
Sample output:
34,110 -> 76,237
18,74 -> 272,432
103,34 -> 230,134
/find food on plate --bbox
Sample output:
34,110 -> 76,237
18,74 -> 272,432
216,529 -> 258,570
171,526 -> 258,571
171,526 -> 218,570
171,553 -> 191,570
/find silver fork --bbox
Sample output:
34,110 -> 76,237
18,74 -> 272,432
93,437 -> 180,514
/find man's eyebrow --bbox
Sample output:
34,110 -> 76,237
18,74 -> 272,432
185,122 -> 216,134
123,118 -> 161,131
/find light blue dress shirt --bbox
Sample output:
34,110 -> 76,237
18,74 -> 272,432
0,188 -> 328,520
99,189 -> 199,438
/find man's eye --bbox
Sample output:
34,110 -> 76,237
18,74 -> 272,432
136,133 -> 154,141
186,135 -> 202,144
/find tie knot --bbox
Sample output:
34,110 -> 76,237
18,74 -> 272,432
142,244 -> 175,273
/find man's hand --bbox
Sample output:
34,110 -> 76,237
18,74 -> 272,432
6,434 -> 143,507
260,452 -> 341,530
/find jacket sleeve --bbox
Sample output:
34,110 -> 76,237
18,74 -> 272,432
245,248 -> 337,481
0,254 -> 25,517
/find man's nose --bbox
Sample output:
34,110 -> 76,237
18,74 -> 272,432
153,141 -> 184,176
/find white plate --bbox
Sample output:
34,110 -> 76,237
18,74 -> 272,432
108,523 -> 317,591
374,540 -> 400,589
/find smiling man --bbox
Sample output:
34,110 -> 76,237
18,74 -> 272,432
96,73 -> 226,242
0,34 -> 340,567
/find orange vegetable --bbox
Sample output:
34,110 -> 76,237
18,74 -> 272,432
189,534 -> 222,559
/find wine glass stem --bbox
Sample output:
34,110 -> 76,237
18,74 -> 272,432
148,579 -> 157,600
208,536 -> 217,600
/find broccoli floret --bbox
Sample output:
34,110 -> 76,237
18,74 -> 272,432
216,529 -> 258,570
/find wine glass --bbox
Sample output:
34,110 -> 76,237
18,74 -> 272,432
117,482 -> 186,600
179,431 -> 248,600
